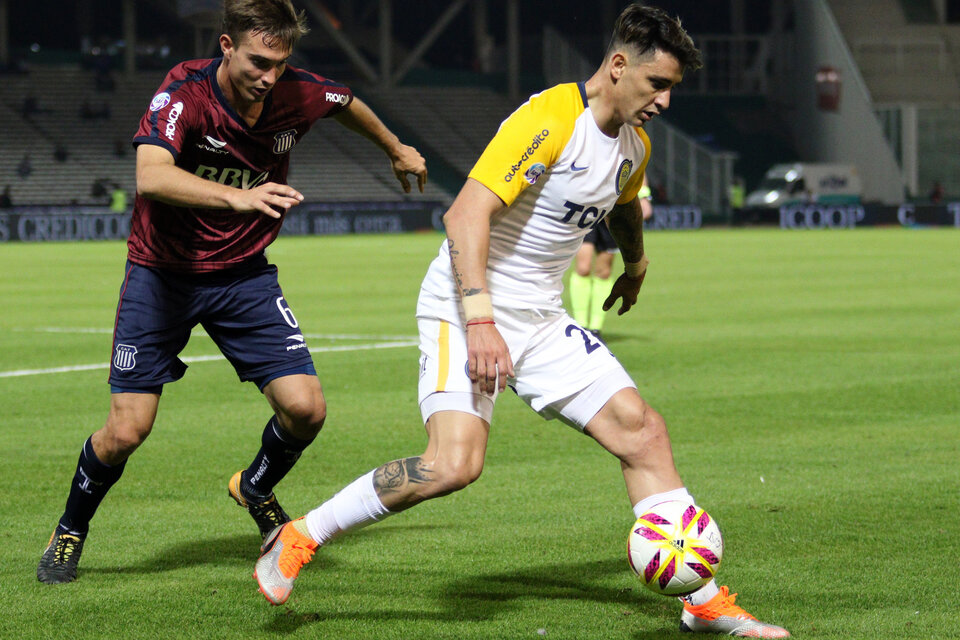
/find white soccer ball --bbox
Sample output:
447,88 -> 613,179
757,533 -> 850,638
627,500 -> 723,596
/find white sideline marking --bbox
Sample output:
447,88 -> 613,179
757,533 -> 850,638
22,327 -> 418,341
0,341 -> 418,379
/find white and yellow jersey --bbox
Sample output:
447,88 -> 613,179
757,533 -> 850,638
420,82 -> 650,311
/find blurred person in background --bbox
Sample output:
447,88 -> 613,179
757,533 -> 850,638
569,173 -> 652,339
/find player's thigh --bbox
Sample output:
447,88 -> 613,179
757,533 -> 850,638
422,410 -> 490,480
575,241 -> 597,276
202,263 -> 315,387
417,315 -> 498,424
594,251 -> 615,279
109,261 -> 198,390
511,312 -> 636,430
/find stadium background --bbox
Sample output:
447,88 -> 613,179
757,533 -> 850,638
0,0 -> 958,239
1,4 -> 957,638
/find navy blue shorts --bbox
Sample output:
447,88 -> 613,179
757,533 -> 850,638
584,220 -> 619,253
108,255 -> 315,393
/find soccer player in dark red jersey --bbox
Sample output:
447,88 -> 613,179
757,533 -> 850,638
37,0 -> 427,584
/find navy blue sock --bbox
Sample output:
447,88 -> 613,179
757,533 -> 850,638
58,437 -> 126,536
241,416 -> 314,500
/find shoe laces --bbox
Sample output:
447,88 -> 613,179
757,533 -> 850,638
250,496 -> 287,526
694,586 -> 757,621
53,534 -> 82,563
278,529 -> 316,578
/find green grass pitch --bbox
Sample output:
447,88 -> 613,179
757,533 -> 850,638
1,228 -> 957,639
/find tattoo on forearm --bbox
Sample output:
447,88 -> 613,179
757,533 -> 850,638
606,201 -> 644,262
373,457 -> 433,495
448,239 -> 482,297
448,239 -> 467,293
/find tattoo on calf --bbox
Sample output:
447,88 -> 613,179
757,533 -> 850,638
373,457 -> 433,495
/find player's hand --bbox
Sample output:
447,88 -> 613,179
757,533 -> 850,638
230,182 -> 303,219
603,271 -> 646,315
391,144 -> 427,193
466,323 -> 514,395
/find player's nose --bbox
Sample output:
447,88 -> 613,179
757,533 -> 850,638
655,89 -> 672,111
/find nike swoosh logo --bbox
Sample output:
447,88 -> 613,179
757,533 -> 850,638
205,136 -> 227,148
570,161 -> 588,172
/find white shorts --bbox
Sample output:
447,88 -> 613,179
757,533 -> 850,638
416,290 -> 636,431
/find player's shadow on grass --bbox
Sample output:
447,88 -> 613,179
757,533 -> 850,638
82,533 -> 270,576
436,557 -> 669,617
84,524 -> 444,576
436,558 -> 685,638
263,556 -> 678,635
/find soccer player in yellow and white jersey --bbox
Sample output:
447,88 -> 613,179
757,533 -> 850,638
255,4 -> 790,637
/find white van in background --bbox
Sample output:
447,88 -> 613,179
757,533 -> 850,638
745,163 -> 862,208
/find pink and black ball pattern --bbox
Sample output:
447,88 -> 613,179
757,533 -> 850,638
627,501 -> 723,596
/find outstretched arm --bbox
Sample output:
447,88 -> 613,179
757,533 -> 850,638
603,196 -> 649,315
136,144 -> 302,219
442,178 -> 515,394
334,96 -> 428,193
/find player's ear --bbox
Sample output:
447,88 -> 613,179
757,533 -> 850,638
219,34 -> 234,58
609,51 -> 627,82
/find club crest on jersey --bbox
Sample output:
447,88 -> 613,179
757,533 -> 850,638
273,129 -> 298,154
149,92 -> 171,112
524,162 -> 546,185
615,159 -> 633,195
113,344 -> 138,371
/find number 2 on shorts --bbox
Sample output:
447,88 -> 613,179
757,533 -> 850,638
565,324 -> 602,354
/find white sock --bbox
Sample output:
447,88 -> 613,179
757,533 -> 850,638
303,470 -> 392,545
686,579 -> 720,605
631,487 -> 695,520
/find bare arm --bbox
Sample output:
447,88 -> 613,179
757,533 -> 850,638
603,197 -> 648,315
135,144 -> 302,219
333,96 -> 428,193
442,178 -> 515,394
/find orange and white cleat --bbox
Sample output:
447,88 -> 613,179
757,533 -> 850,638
254,519 -> 318,605
680,586 -> 791,637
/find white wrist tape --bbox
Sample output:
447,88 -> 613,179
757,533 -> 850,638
462,292 -> 494,321
624,255 -> 649,278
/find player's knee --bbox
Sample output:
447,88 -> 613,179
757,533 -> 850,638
615,405 -> 671,465
277,394 -> 326,438
99,418 -> 152,460
432,452 -> 483,495
594,264 -> 612,279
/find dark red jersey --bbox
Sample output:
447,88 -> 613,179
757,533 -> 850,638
130,58 -> 353,272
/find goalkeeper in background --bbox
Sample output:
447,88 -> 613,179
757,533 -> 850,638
569,174 -> 653,338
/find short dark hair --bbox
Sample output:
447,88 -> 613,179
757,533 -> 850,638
606,3 -> 703,71
223,0 -> 309,50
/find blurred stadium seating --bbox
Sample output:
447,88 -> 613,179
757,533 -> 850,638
1,0 -> 958,208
